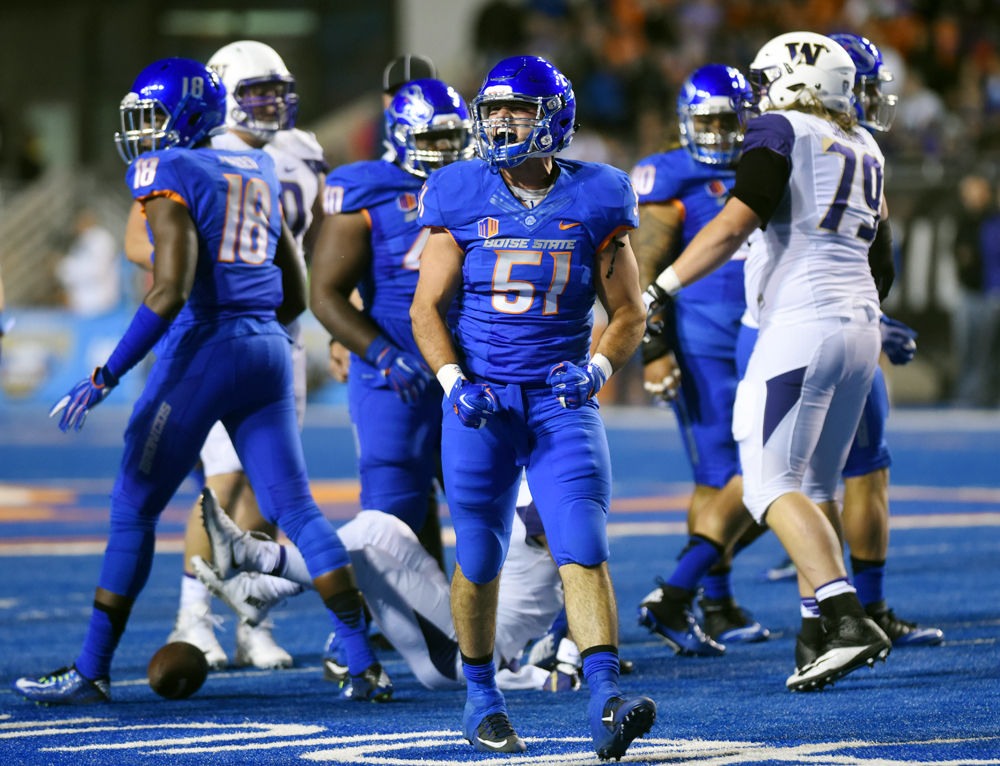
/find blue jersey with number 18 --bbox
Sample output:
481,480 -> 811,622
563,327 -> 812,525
417,158 -> 637,384
126,147 -> 285,329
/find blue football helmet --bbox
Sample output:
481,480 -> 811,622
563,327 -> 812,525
472,55 -> 576,168
677,64 -> 753,166
386,78 -> 474,177
115,57 -> 226,164
829,33 -> 897,131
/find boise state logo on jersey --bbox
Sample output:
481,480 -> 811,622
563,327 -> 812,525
477,217 -> 499,238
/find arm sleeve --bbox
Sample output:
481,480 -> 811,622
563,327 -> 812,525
731,147 -> 790,227
868,218 -> 894,301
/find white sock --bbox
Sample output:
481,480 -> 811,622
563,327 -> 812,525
179,572 -> 211,611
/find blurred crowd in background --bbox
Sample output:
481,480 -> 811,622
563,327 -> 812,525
1,0 -> 999,406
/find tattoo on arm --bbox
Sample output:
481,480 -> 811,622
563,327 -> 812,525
634,204 -> 682,287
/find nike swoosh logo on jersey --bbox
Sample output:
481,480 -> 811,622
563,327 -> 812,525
477,736 -> 513,749
558,221 -> 581,230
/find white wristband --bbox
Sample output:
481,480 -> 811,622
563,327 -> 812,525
655,265 -> 682,296
436,363 -> 465,394
591,353 -> 613,381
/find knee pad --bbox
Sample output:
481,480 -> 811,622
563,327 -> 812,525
101,503 -> 158,598
455,526 -> 507,584
546,498 -> 609,567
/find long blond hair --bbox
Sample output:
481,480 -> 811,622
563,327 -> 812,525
774,89 -> 858,131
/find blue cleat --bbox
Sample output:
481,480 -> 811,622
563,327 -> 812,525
12,666 -> 110,706
865,601 -> 944,647
590,694 -> 657,761
463,691 -> 526,753
699,596 -> 771,644
637,585 -> 725,657
338,663 -> 392,702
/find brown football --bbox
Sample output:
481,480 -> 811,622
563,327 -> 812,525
148,641 -> 209,699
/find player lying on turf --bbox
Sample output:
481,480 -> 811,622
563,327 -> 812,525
193,483 -> 584,692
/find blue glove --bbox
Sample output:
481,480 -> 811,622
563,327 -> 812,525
547,359 -> 608,409
364,336 -> 433,404
49,366 -> 117,432
880,315 -> 917,365
447,377 -> 498,429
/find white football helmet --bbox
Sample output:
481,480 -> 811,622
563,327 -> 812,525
749,31 -> 856,115
208,40 -> 298,139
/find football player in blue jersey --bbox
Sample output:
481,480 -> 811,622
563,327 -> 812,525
148,40 -> 330,672
12,58 -> 388,705
309,77 -> 473,550
410,55 -> 655,759
631,64 -> 766,655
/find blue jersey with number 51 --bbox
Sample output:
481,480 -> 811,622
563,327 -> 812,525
417,158 -> 637,384
127,148 -> 285,329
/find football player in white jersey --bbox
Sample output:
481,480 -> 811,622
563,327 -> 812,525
138,40 -> 327,670
645,31 -> 893,692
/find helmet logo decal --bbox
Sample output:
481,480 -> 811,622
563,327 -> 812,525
394,85 -> 435,127
784,42 -> 829,66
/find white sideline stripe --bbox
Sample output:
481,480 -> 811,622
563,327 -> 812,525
1,511 -> 997,556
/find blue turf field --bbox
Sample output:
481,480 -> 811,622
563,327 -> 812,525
1,403 -> 998,765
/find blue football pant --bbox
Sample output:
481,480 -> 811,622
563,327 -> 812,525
100,330 -> 349,600
441,383 -> 611,584
349,373 -> 442,532
671,350 -> 741,488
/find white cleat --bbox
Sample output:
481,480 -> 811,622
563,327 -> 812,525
167,602 -> 227,670
200,487 -> 251,578
192,556 -> 304,627
235,621 -> 293,669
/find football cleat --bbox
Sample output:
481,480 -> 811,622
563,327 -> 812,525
167,601 -> 227,670
191,557 -> 303,627
321,631 -> 349,684
339,663 -> 392,702
463,694 -> 526,753
590,694 -> 657,761
12,665 -> 111,706
699,596 -> 771,643
200,487 -> 253,578
637,585 -> 725,657
786,615 -> 891,692
235,620 -> 293,669
865,600 -> 944,646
